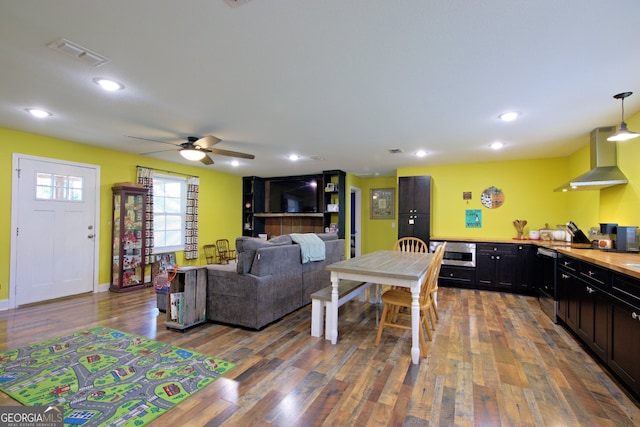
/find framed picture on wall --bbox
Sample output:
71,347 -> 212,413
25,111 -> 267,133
370,188 -> 395,219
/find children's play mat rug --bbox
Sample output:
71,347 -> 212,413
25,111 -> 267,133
0,326 -> 235,426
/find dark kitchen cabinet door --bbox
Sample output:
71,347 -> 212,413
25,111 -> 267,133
398,213 -> 430,243
557,268 -> 572,323
515,244 -> 536,294
609,297 -> 640,396
476,243 -> 517,291
398,176 -> 431,215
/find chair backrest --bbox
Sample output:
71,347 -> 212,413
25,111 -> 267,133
216,239 -> 236,263
420,243 -> 446,304
393,237 -> 428,253
216,239 -> 232,256
203,244 -> 217,264
427,242 -> 446,294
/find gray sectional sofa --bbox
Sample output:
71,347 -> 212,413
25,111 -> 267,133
205,233 -> 345,330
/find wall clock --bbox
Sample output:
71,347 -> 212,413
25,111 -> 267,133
480,186 -> 504,209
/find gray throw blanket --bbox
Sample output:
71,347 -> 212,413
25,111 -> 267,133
290,233 -> 326,264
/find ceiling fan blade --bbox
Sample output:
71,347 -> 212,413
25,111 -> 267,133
194,135 -> 222,149
200,154 -> 214,165
209,148 -> 255,159
128,135 -> 180,147
139,148 -> 177,155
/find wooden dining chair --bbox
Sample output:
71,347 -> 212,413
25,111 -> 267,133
393,237 -> 428,253
215,239 -> 236,264
391,237 -> 429,295
203,244 -> 217,264
374,244 -> 445,357
429,242 -> 446,322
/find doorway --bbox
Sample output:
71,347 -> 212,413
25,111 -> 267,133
10,154 -> 100,307
350,186 -> 362,258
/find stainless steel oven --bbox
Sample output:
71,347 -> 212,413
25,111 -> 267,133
537,247 -> 558,323
429,241 -> 476,267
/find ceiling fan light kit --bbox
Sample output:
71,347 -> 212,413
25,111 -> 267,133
607,92 -> 640,142
180,148 -> 207,161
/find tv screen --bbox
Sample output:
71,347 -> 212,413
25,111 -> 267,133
267,178 -> 319,213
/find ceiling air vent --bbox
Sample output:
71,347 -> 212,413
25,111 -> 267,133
47,38 -> 110,67
224,0 -> 252,7
388,148 -> 404,154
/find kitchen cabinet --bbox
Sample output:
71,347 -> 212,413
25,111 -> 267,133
556,255 -> 640,400
609,273 -> 640,396
558,257 -> 610,361
439,265 -> 476,288
557,254 -> 578,324
515,244 -> 536,294
110,183 -> 148,292
576,261 -> 611,361
476,243 -> 517,291
398,176 -> 431,214
398,176 -> 431,243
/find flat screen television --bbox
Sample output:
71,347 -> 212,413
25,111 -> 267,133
266,177 -> 319,213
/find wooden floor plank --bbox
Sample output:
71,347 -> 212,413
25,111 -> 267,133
0,286 -> 639,426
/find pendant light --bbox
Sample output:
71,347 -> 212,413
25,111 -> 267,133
607,92 -> 639,142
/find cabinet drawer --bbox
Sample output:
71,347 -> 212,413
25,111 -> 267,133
440,266 -> 475,283
612,273 -> 640,307
558,254 -> 578,273
477,243 -> 516,256
579,261 -> 612,290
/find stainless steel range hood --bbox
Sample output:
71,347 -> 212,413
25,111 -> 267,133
554,126 -> 628,192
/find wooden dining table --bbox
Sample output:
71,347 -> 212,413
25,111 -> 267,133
325,249 -> 433,364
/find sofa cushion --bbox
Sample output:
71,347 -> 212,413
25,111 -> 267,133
235,235 -> 292,274
268,234 -> 293,245
316,232 -> 338,241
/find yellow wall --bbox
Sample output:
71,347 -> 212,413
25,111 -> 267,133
398,157 -> 571,239
358,176 -> 399,253
0,128 -> 241,300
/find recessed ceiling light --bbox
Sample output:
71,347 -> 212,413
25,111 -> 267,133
490,142 -> 504,150
415,150 -> 427,157
498,111 -> 519,122
289,154 -> 299,161
93,77 -> 124,91
231,160 -> 240,167
25,108 -> 52,118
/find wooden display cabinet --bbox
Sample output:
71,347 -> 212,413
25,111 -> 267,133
110,183 -> 148,292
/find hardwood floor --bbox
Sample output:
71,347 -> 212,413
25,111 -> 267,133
1,286 -> 638,426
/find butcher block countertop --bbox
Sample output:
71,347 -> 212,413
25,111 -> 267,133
432,236 -> 640,280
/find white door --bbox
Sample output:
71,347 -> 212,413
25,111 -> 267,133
13,156 -> 98,306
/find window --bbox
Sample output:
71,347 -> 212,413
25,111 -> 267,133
36,173 -> 83,201
153,174 -> 186,253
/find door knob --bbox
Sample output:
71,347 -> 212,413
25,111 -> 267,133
88,234 -> 95,238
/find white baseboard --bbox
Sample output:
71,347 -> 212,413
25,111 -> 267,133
0,299 -> 8,311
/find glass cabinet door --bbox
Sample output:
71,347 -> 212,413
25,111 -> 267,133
111,184 -> 148,292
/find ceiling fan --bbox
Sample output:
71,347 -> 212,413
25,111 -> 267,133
130,135 -> 255,165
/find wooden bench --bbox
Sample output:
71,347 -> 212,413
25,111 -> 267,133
310,280 -> 374,338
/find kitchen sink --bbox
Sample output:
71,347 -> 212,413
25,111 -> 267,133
623,263 -> 640,269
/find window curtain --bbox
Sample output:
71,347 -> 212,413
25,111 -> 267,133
184,177 -> 199,260
136,167 -> 154,265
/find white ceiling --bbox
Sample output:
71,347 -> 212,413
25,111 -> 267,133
2,0 -> 640,178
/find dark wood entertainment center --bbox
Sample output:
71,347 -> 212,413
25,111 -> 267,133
242,170 -> 346,239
